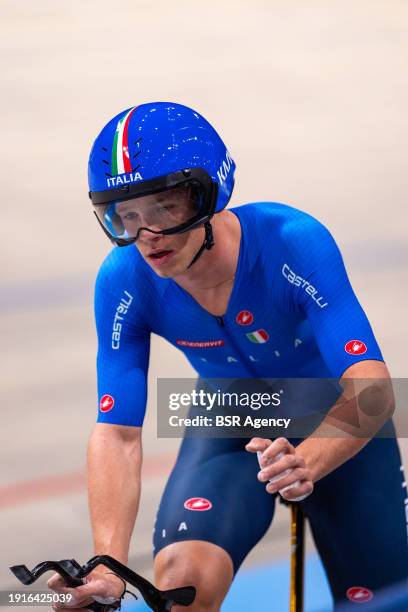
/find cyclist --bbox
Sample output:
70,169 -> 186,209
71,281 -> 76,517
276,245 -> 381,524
49,103 -> 407,610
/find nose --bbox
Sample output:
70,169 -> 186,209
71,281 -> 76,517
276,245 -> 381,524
136,210 -> 164,236
138,227 -> 163,245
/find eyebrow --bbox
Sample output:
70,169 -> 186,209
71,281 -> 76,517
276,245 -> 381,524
116,203 -> 137,214
116,188 -> 188,211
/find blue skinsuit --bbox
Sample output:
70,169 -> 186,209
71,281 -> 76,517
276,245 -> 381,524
94,202 -> 408,605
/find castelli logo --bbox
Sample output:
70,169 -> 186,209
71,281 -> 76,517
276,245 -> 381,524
346,586 -> 373,603
345,340 -> 367,355
99,394 -> 115,412
184,497 -> 213,511
236,310 -> 254,326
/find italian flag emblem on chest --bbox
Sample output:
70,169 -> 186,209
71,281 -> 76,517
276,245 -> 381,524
246,329 -> 269,344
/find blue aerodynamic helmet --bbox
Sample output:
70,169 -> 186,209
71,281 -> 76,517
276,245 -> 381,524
88,102 -> 236,260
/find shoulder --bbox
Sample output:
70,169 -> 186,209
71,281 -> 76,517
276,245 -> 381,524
95,245 -> 153,299
231,201 -> 333,252
231,200 -> 323,228
94,245 -> 159,310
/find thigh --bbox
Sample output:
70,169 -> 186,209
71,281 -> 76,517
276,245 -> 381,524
153,436 -> 276,574
303,432 -> 408,605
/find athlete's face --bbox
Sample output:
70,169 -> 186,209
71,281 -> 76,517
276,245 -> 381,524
121,188 -> 203,278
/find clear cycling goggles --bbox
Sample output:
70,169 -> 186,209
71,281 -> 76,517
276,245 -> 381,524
90,169 -> 218,247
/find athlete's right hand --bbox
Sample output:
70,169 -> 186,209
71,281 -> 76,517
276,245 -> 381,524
47,569 -> 125,610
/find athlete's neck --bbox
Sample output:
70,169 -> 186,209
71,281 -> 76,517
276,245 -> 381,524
175,210 -> 241,293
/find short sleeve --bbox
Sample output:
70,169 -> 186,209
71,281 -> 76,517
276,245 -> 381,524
281,215 -> 383,378
94,254 -> 151,426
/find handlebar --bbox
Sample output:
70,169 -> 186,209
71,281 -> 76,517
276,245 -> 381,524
10,554 -> 196,611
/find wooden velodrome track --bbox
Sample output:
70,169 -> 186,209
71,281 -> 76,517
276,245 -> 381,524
1,0 -> 407,605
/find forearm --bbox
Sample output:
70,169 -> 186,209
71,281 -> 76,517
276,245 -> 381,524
296,435 -> 368,483
296,369 -> 395,483
87,425 -> 142,563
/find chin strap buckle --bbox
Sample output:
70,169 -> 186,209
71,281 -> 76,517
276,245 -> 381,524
204,221 -> 214,249
187,221 -> 214,269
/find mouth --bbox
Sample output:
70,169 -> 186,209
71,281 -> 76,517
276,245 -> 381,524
147,249 -> 175,265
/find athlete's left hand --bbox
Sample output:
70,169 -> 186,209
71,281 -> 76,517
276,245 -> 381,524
246,437 -> 314,501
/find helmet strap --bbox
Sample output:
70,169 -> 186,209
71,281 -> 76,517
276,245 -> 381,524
187,221 -> 214,269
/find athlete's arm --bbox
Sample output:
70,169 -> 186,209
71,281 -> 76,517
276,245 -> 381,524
89,253 -> 150,547
280,214 -> 385,376
295,359 -> 395,483
87,423 -> 142,562
247,215 -> 395,500
50,252 -> 152,606
47,425 -> 141,607
284,217 -> 394,474
292,217 -> 393,489
247,360 -> 395,500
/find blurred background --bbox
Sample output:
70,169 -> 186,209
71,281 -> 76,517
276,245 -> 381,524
1,1 -> 407,610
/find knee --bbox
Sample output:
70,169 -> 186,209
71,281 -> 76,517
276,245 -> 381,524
155,543 -> 233,611
156,558 -> 215,610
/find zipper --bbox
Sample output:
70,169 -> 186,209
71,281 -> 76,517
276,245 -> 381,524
214,315 -> 260,378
